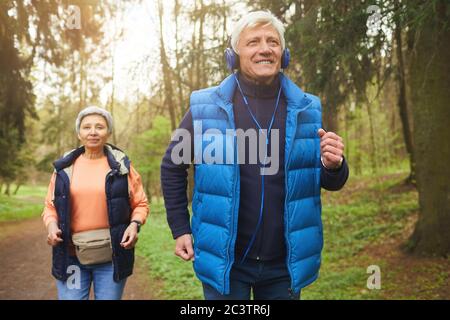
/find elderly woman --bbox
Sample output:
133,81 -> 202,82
42,106 -> 149,300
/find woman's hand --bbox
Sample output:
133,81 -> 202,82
120,223 -> 139,249
47,221 -> 63,246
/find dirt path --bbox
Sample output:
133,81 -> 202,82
0,217 -> 154,300
361,213 -> 450,299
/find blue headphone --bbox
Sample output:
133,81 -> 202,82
224,47 -> 290,71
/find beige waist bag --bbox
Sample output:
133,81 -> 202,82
72,228 -> 112,265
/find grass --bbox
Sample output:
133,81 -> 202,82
137,170 -> 425,299
2,170 -> 445,299
136,202 -> 203,299
0,185 -> 47,222
302,172 -> 419,299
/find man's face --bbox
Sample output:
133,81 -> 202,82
236,24 -> 283,85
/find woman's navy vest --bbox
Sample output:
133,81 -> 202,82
51,144 -> 133,282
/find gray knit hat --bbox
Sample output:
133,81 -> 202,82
75,106 -> 113,134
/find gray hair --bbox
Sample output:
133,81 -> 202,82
230,11 -> 286,54
75,106 -> 113,134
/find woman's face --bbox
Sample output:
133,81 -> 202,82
78,114 -> 110,150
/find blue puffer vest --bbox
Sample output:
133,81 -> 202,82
190,73 -> 323,295
51,144 -> 134,282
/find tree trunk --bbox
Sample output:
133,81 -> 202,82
322,100 -> 338,133
394,0 -> 416,185
174,0 -> 184,119
145,172 -> 152,203
195,0 -> 205,89
354,109 -> 363,176
199,0 -> 205,88
13,184 -> 21,195
75,49 -> 87,148
4,183 -> 10,196
365,99 -> 377,174
344,103 -> 350,165
109,38 -> 118,145
158,0 -> 176,131
407,0 -> 450,256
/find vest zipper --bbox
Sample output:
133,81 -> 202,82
284,110 -> 296,292
225,163 -> 238,293
64,173 -> 71,276
105,169 -> 117,279
284,99 -> 313,292
223,105 -> 239,295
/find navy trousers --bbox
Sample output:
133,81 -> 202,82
202,257 -> 301,300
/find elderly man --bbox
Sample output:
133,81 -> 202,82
161,11 -> 349,300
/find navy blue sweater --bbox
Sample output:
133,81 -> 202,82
161,73 -> 349,261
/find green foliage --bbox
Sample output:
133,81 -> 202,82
0,0 -> 67,182
136,203 -> 203,300
0,185 -> 46,222
302,173 -> 418,299
136,172 -> 420,299
128,116 -> 172,198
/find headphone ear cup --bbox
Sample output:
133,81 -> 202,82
281,48 -> 290,69
224,48 -> 237,71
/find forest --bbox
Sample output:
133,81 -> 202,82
0,0 -> 448,299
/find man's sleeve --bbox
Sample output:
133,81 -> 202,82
160,109 -> 194,239
320,156 -> 349,191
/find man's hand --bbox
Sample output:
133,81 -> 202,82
175,234 -> 194,261
47,221 -> 63,247
318,128 -> 344,169
121,223 -> 139,249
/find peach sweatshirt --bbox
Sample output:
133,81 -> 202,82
42,155 -> 148,233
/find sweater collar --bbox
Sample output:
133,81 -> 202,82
213,72 -> 312,118
53,144 -> 129,175
237,72 -> 280,99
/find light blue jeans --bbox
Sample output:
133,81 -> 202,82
56,256 -> 127,300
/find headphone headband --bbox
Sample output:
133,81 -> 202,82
224,47 -> 290,71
